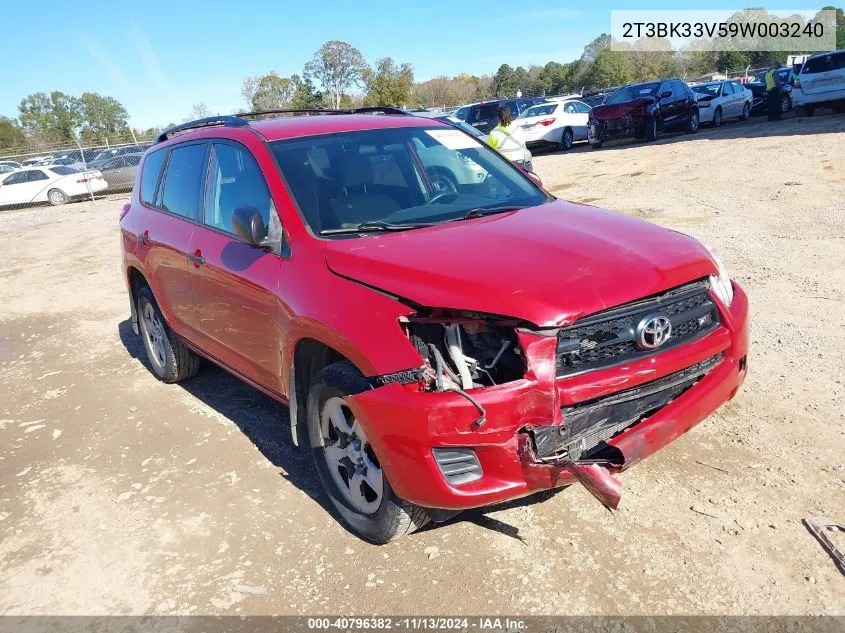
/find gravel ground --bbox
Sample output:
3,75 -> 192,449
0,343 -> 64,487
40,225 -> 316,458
1,112 -> 844,616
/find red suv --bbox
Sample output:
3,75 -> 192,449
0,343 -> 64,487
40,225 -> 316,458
120,108 -> 748,543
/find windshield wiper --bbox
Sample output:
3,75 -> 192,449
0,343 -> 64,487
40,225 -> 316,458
320,220 -> 435,236
459,205 -> 527,220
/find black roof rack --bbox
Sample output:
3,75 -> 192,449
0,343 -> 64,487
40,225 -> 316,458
155,115 -> 248,144
155,107 -> 411,144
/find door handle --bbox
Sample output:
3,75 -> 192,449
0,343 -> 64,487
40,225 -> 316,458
188,249 -> 205,267
138,230 -> 150,245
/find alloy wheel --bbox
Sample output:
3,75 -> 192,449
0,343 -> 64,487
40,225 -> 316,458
141,302 -> 167,373
320,396 -> 383,515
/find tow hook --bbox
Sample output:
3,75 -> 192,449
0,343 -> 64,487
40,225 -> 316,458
566,462 -> 622,510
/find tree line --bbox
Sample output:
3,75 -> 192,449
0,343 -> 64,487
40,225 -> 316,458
2,6 -> 842,155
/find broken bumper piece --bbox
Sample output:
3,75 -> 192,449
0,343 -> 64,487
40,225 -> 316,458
345,284 -> 748,511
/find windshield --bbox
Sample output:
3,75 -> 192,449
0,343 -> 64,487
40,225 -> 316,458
520,103 -> 558,118
692,84 -> 721,96
270,126 -> 547,236
605,83 -> 659,104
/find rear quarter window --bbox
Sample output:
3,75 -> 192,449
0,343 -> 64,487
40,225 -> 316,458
139,149 -> 167,206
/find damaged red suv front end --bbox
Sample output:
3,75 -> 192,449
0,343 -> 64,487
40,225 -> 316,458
337,204 -> 749,512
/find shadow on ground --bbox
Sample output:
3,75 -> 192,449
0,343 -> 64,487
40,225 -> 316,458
118,318 -> 569,543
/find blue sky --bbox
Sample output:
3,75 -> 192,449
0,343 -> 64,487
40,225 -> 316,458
0,0 -> 829,128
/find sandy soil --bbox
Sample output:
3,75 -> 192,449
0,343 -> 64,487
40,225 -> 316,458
1,113 -> 844,616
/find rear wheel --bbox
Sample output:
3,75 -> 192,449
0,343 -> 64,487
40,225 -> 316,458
47,188 -> 68,206
712,106 -> 723,127
137,287 -> 201,383
686,110 -> 699,134
307,361 -> 429,543
559,128 -> 573,151
740,102 -> 751,121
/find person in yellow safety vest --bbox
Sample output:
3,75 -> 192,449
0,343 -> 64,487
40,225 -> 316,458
487,105 -> 531,166
765,66 -> 784,121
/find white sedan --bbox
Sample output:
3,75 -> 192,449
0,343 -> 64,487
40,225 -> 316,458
691,80 -> 753,126
0,166 -> 107,207
517,99 -> 591,151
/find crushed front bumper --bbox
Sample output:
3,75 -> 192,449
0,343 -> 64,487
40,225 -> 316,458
346,283 -> 749,510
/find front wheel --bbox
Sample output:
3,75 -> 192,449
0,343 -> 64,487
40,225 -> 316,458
712,106 -> 723,127
740,102 -> 751,121
307,361 -> 430,543
644,116 -> 658,141
47,188 -> 68,206
686,110 -> 699,134
781,94 -> 791,114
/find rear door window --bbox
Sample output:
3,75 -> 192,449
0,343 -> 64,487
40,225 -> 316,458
158,143 -> 208,220
27,170 -> 48,182
140,149 -> 167,206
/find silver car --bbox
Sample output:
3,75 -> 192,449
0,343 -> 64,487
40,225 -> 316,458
100,153 -> 143,190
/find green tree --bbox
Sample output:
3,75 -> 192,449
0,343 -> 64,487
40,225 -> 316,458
305,40 -> 368,109
587,49 -> 636,88
242,72 -> 296,111
79,92 -> 129,141
0,116 -> 26,151
491,64 -> 516,97
819,6 -> 845,49
290,73 -> 324,109
363,58 -> 414,106
18,91 -> 83,142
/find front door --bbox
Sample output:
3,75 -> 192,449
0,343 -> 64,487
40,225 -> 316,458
188,140 -> 281,392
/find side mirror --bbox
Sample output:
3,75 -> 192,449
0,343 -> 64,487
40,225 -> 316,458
659,91 -> 673,99
231,205 -> 267,246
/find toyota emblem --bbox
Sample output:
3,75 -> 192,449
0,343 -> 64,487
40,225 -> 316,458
636,314 -> 672,350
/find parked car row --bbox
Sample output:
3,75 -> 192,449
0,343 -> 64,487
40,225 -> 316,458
0,145 -> 146,207
445,49 -> 844,154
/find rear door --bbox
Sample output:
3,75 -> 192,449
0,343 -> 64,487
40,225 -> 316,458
140,143 -> 207,338
187,140 -> 282,391
799,51 -> 845,97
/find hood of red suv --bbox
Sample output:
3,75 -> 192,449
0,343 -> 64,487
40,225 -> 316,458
324,200 -> 717,327
591,99 -> 652,121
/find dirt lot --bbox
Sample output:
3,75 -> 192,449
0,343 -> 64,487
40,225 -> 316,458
1,113 -> 844,616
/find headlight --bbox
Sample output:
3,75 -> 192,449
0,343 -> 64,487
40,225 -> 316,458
707,251 -> 734,308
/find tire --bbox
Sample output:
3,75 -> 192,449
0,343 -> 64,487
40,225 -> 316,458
559,128 -> 573,151
686,110 -> 699,134
712,106 -> 722,127
47,188 -> 68,206
307,360 -> 429,543
136,286 -> 201,383
644,116 -> 658,141
740,102 -> 751,121
781,94 -> 791,114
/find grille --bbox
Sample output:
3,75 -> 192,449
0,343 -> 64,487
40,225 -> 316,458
432,448 -> 483,486
533,354 -> 723,462
556,280 -> 720,376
